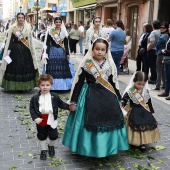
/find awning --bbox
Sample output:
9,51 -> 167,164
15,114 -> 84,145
40,7 -> 53,11
27,12 -> 35,16
75,4 -> 96,10
67,8 -> 76,12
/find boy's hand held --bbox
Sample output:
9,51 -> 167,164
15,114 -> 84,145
35,118 -> 43,124
69,104 -> 76,111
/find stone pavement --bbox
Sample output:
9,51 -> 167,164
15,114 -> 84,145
0,36 -> 170,170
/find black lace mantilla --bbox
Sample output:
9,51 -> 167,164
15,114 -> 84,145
85,121 -> 124,133
129,114 -> 158,132
129,121 -> 158,132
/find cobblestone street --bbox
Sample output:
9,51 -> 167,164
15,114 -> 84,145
0,37 -> 170,170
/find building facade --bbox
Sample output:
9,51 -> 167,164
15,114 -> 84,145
67,0 -> 96,26
95,0 -> 159,59
0,0 -> 3,16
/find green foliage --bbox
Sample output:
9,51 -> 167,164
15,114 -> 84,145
48,157 -> 63,167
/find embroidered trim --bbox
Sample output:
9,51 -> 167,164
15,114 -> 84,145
12,26 -> 30,49
85,59 -> 117,96
49,28 -> 65,50
128,87 -> 150,112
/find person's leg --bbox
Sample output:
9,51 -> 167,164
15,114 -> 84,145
136,47 -> 143,71
111,51 -> 123,73
164,64 -> 170,94
72,39 -> 77,53
36,125 -> 48,160
155,55 -> 163,89
162,63 -> 165,87
48,126 -> 58,157
69,38 -> 73,53
79,37 -> 84,54
142,53 -> 149,76
147,49 -> 157,82
75,40 -> 79,53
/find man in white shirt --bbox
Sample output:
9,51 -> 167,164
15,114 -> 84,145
78,21 -> 84,55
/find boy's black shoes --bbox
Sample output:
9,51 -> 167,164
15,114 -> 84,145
40,150 -> 47,160
48,145 -> 55,157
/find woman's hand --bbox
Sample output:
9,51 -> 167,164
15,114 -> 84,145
69,104 -> 76,111
119,102 -> 122,108
152,113 -> 155,117
162,49 -> 166,54
35,118 -> 43,124
67,55 -> 70,60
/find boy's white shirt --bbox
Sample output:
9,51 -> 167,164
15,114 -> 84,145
39,92 -> 58,129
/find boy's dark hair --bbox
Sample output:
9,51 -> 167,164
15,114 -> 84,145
145,24 -> 153,32
133,71 -> 148,83
37,74 -> 53,86
92,38 -> 109,53
152,20 -> 161,29
116,20 -> 124,30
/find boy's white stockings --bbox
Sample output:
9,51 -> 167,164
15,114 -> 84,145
49,140 -> 55,146
39,140 -> 47,150
39,139 -> 56,150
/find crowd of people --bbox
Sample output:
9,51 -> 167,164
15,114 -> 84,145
1,12 -> 170,161
136,20 -> 170,100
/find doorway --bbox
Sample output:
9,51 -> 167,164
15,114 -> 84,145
158,0 -> 170,23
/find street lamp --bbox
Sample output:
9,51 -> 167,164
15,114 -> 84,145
19,0 -> 23,12
19,6 -> 22,12
34,0 -> 40,29
36,0 -> 39,29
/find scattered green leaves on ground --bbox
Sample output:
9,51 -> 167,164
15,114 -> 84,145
48,157 -> 63,167
155,145 -> 166,151
9,167 -> 17,170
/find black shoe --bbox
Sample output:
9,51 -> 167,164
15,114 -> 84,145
140,145 -> 146,152
40,150 -> 47,160
152,87 -> 160,90
148,80 -> 156,84
165,96 -> 170,100
48,145 -> 55,157
158,92 -> 169,97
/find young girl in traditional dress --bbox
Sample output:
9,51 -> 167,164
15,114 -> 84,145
29,74 -> 74,160
62,38 -> 129,158
84,17 -> 106,55
121,71 -> 160,151
0,13 -> 39,90
42,16 -> 75,90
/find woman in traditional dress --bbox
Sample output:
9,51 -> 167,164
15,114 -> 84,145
84,17 -> 106,55
121,71 -> 160,151
42,17 -> 74,90
0,13 -> 39,91
62,38 -> 129,158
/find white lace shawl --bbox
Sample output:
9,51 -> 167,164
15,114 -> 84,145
69,37 -> 119,101
122,72 -> 151,104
